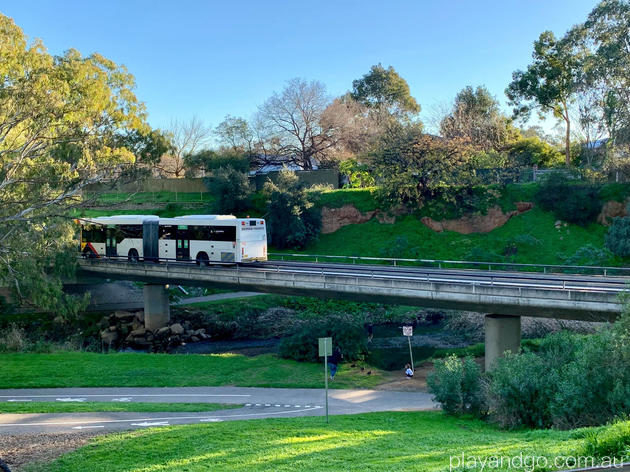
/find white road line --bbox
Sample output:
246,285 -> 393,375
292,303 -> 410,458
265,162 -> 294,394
6,399 -> 32,403
72,425 -> 104,430
131,421 -> 169,427
111,398 -> 133,402
0,406 -> 322,427
0,394 -> 251,399
56,398 -> 86,402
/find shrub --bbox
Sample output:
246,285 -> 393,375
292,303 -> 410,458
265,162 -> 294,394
485,351 -> 558,429
427,355 -> 483,416
507,136 -> 563,167
339,159 -> 375,188
536,173 -> 602,225
550,329 -> 630,429
204,166 -> 251,214
485,331 -> 581,429
0,324 -> 26,352
606,214 -> 630,257
563,244 -> 613,267
264,170 -> 321,249
278,315 -> 366,363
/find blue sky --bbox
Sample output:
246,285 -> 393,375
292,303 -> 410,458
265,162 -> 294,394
3,1 -> 600,134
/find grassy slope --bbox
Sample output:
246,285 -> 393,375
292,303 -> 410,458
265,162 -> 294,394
29,411 -> 583,472
302,208 -> 609,265
0,402 -> 240,414
0,352 -> 384,390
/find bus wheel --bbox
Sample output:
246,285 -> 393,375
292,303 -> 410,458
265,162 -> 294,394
128,249 -> 139,263
196,252 -> 209,267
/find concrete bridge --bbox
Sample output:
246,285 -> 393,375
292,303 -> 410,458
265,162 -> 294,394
78,259 -> 627,370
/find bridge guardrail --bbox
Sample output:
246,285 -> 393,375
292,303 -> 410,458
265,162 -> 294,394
268,253 -> 630,277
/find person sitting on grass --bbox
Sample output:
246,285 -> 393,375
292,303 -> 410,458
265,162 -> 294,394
405,363 -> 414,378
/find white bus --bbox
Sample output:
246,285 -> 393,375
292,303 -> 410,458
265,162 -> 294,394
78,215 -> 267,264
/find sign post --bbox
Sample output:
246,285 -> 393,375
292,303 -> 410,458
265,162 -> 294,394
403,326 -> 414,373
318,337 -> 332,423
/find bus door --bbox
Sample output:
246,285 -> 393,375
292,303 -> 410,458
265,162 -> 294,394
176,225 -> 190,260
106,226 -> 118,258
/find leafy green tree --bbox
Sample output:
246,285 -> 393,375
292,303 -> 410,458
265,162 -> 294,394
374,134 -> 471,208
507,136 -> 563,167
116,128 -> 173,178
571,1 -> 630,170
185,149 -> 250,175
204,167 -> 251,214
351,64 -> 421,123
441,85 -> 518,152
605,212 -> 630,257
264,170 -> 321,249
506,31 -> 581,166
0,14 -> 146,317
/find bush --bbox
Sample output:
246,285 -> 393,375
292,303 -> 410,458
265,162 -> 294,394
485,351 -> 558,429
204,166 -> 251,214
563,244 -> 613,267
606,214 -> 630,257
339,159 -> 375,188
278,315 -> 366,363
427,355 -> 483,416
507,136 -> 563,167
536,173 -> 602,225
264,170 -> 321,249
551,329 -> 630,429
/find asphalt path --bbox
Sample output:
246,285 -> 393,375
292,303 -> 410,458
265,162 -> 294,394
0,387 -> 435,434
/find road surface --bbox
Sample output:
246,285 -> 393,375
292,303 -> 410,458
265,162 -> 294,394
0,387 -> 435,434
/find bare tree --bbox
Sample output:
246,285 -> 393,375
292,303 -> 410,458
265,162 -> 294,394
319,95 -> 382,160
159,116 -> 212,177
255,78 -> 335,170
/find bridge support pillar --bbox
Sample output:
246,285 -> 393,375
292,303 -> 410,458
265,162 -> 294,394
143,284 -> 170,331
485,314 -> 521,371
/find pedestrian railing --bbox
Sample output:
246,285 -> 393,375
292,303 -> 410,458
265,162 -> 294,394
268,253 -> 630,277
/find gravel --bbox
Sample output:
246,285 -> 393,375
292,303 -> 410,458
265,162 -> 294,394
0,432 -> 103,471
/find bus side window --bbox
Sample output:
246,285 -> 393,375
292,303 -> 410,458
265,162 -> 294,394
159,226 -> 174,240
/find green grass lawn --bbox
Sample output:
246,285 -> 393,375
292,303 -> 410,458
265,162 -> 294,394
25,411 -> 588,472
0,352 -> 384,389
0,402 -> 240,414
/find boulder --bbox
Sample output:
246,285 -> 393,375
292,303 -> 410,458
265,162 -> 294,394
135,311 -> 145,323
114,311 -> 135,321
130,327 -> 147,337
157,326 -> 171,336
193,328 -> 206,336
170,323 -> 184,335
191,336 -> 200,342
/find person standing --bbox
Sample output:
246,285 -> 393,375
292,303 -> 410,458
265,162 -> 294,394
328,346 -> 342,380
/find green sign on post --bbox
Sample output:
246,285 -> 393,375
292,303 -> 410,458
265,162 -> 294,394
318,337 -> 332,357
318,337 -> 332,423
